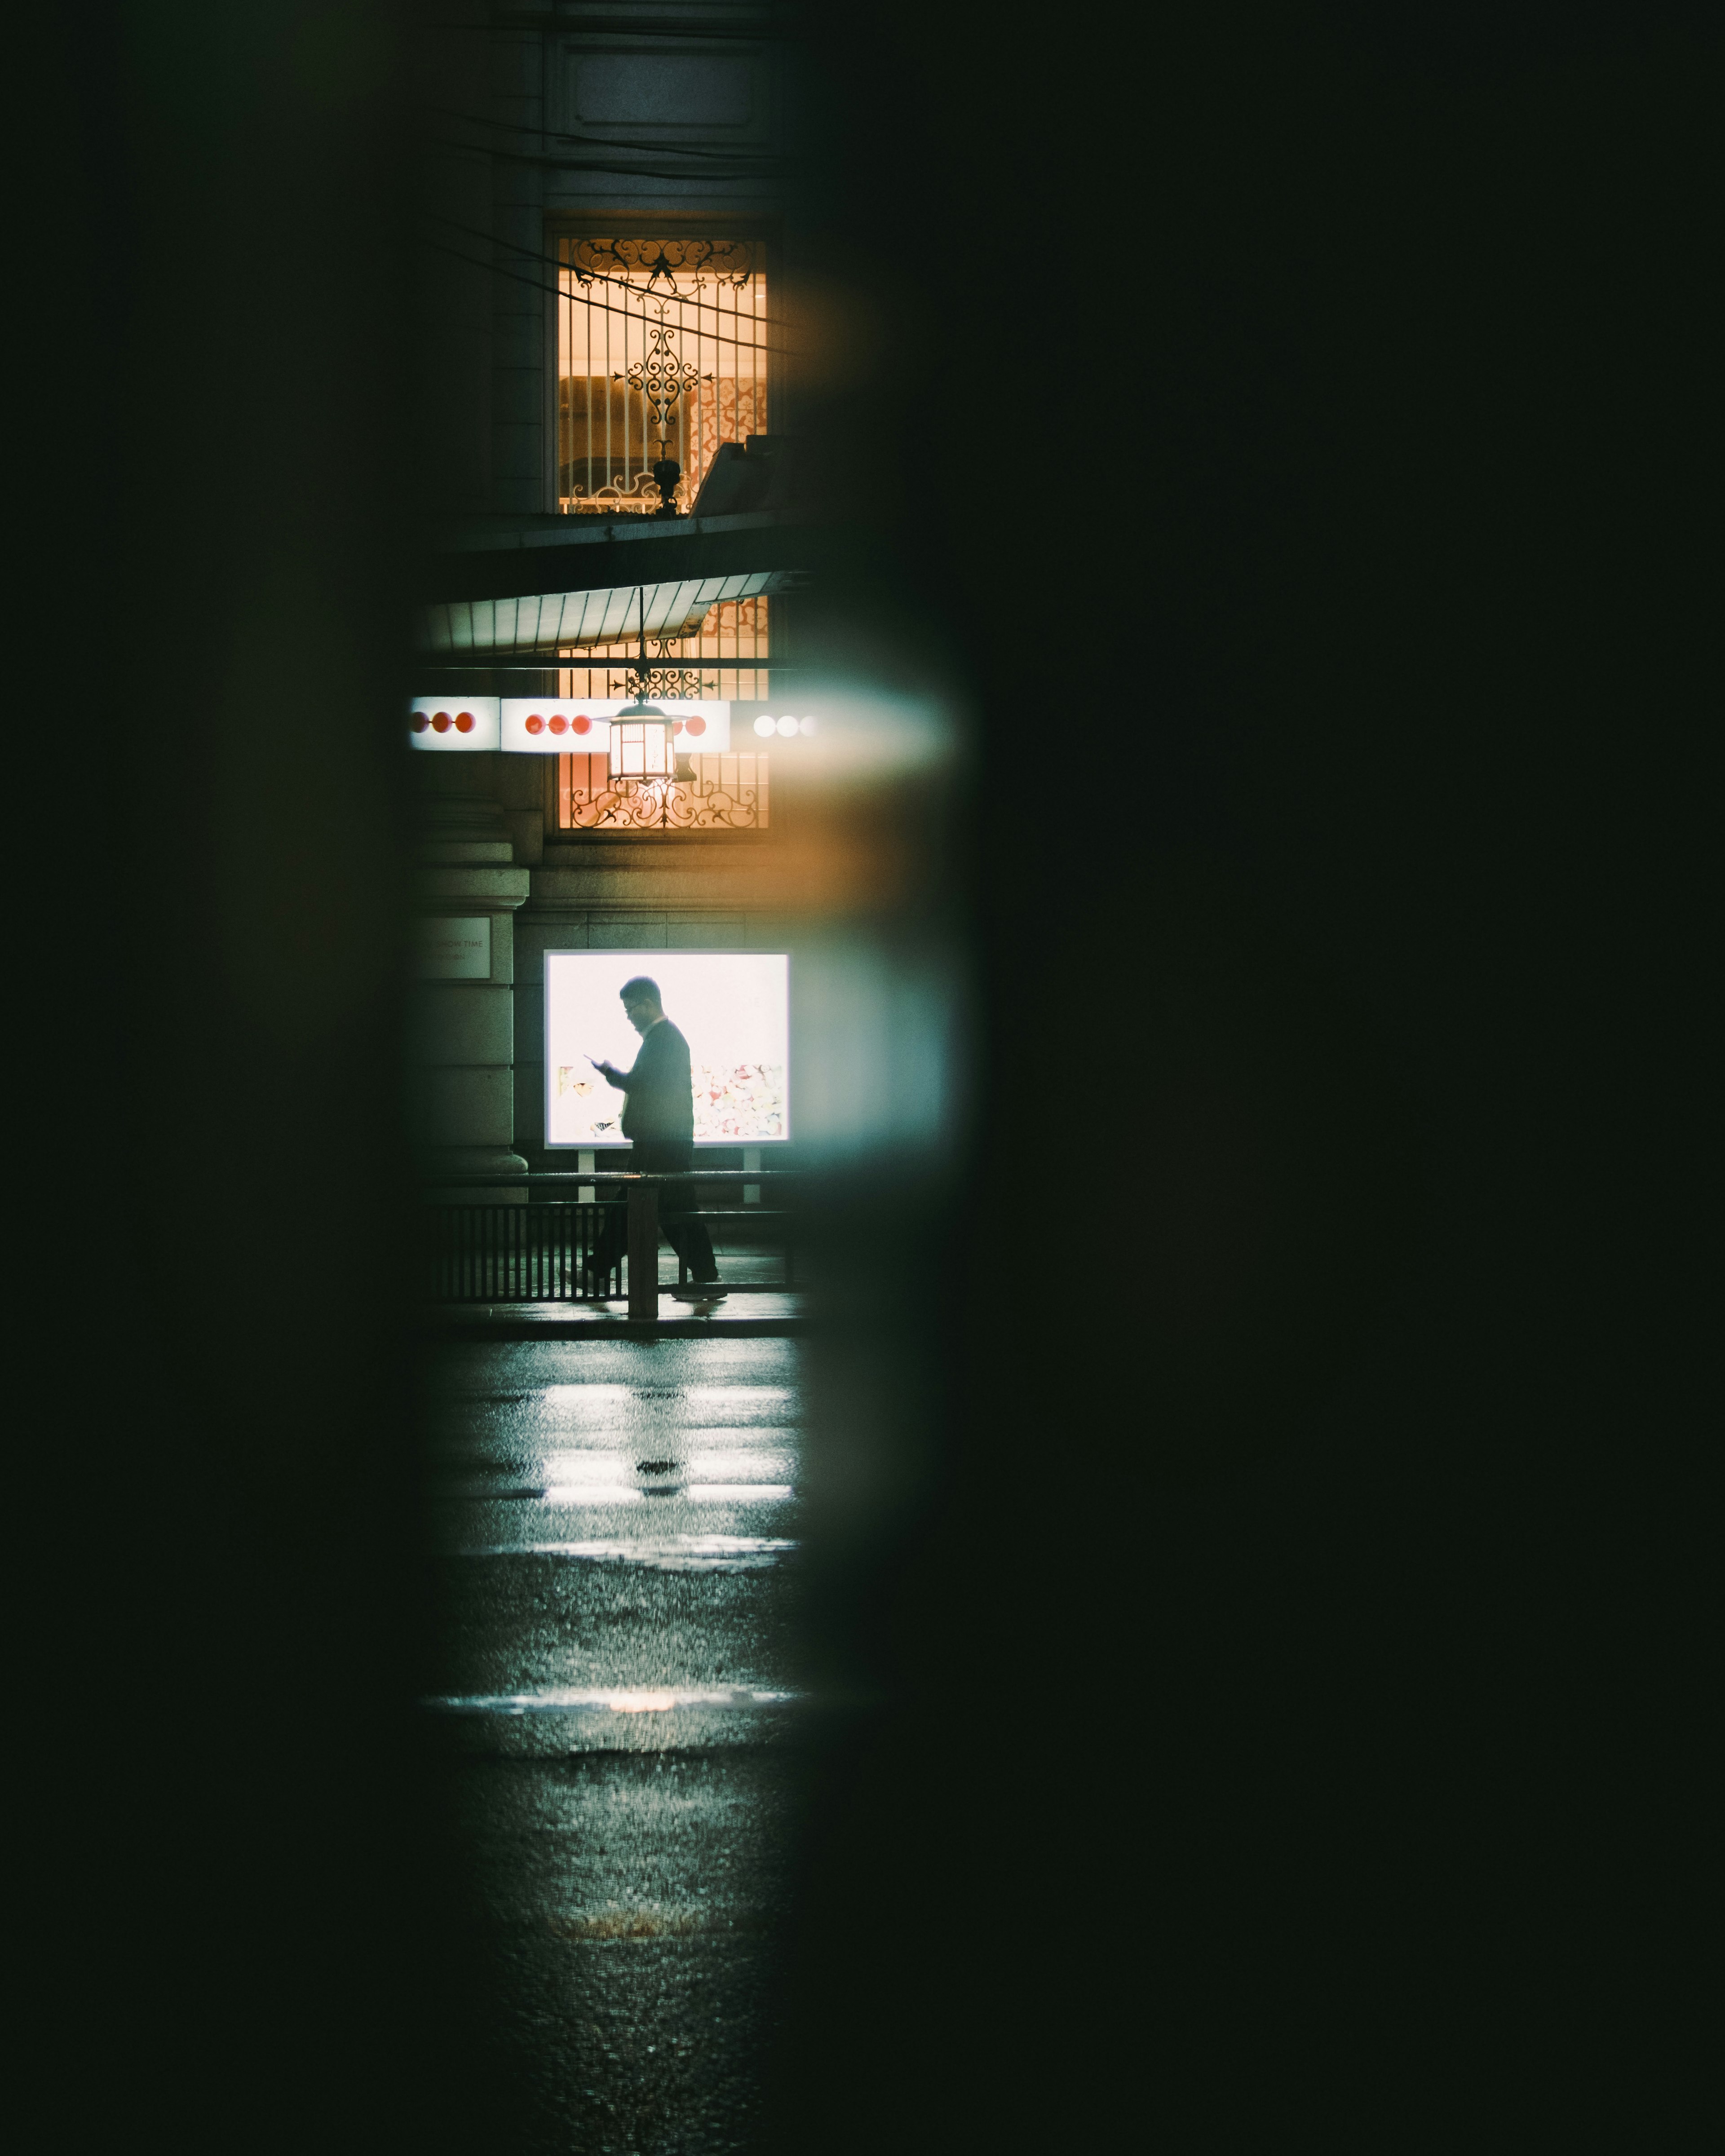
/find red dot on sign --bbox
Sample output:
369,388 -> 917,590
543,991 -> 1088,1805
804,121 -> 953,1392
685,715 -> 707,737
549,714 -> 568,735
432,712 -> 451,733
674,719 -> 686,734
572,714 -> 591,735
455,711 -> 475,734
525,714 -> 544,735
410,713 -> 429,733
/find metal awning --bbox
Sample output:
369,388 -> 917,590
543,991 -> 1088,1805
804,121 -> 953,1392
419,570 -> 790,655
415,508 -> 826,658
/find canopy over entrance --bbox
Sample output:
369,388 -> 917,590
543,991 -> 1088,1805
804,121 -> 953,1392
416,507 -> 827,663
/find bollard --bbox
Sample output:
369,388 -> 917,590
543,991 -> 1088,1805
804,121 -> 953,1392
626,1176 -> 659,1323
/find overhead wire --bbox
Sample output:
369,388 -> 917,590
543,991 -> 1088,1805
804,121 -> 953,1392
428,140 -> 782,175
429,212 -> 757,301
420,218 -> 803,359
423,242 -> 801,362
420,105 -> 785,163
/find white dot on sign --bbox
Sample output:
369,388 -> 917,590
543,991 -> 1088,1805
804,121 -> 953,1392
753,714 -> 776,738
776,715 -> 799,738
799,715 -> 818,735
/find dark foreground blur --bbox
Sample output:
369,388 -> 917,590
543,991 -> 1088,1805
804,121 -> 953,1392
25,6 -> 1714,2149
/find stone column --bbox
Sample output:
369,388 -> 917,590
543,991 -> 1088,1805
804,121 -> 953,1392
411,762 -> 530,1202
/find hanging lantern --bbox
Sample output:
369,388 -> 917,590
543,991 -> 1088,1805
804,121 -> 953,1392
609,703 -> 673,778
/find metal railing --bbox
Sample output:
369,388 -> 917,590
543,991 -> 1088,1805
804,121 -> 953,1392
423,1171 -> 804,1320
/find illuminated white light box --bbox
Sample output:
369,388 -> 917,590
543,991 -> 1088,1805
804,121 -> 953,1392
501,700 -> 610,754
408,695 -> 500,750
545,951 -> 789,1147
502,699 -> 730,755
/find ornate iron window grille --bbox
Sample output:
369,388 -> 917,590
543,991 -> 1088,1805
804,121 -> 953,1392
558,752 -> 770,832
558,596 -> 760,830
557,236 -> 764,517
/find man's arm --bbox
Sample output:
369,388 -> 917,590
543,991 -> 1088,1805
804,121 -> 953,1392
594,1027 -> 666,1091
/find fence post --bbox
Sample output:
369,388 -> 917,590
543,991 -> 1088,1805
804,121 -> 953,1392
627,1176 -> 659,1322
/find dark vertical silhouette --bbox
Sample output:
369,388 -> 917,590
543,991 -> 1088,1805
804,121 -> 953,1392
764,8 -> 1716,2147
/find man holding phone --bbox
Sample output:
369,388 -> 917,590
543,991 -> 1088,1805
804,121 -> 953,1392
584,976 -> 722,1303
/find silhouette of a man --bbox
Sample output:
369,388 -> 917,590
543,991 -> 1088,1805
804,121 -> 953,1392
586,975 -> 721,1300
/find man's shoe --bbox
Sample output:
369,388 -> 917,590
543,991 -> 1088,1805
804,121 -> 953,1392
671,1282 -> 726,1303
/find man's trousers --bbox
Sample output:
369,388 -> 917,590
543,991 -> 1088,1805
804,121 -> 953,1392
589,1140 -> 717,1286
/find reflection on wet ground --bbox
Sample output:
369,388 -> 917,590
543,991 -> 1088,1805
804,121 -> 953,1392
423,1338 -> 807,2151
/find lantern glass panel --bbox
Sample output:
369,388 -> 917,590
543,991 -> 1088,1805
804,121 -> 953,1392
611,720 -> 671,777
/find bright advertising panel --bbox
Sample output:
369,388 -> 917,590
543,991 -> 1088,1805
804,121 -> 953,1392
545,951 -> 789,1147
501,699 -> 730,754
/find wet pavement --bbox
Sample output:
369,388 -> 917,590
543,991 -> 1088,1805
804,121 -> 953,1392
427,1296 -> 807,1342
421,1337 -> 809,2152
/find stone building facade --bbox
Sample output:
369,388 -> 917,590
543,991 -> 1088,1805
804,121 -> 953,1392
408,3 -> 844,1199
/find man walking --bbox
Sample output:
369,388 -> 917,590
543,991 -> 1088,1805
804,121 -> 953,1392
585,976 -> 723,1304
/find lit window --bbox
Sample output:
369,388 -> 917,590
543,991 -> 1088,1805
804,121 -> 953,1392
557,236 -> 766,518
551,233 -> 775,705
